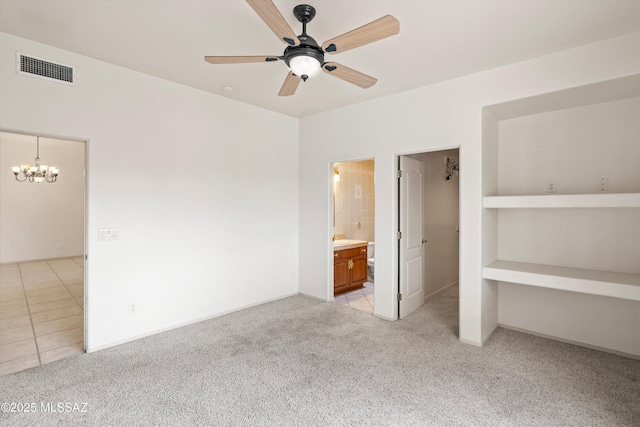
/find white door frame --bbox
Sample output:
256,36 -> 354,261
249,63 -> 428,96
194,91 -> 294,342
0,127 -> 89,351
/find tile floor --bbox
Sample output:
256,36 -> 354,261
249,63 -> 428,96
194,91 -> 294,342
0,257 -> 84,376
334,282 -> 374,314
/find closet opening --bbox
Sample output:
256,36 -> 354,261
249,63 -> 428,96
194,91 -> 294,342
397,148 -> 460,322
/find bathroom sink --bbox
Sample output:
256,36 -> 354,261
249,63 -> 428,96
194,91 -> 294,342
333,239 -> 367,248
333,239 -> 353,246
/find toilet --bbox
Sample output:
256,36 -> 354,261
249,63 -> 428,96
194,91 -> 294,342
367,242 -> 375,282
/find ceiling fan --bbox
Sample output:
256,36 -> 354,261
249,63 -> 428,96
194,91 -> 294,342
204,0 -> 400,96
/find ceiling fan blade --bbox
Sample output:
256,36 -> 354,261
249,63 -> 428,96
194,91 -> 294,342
278,72 -> 301,96
322,15 -> 399,54
204,55 -> 280,64
246,0 -> 300,46
322,62 -> 377,89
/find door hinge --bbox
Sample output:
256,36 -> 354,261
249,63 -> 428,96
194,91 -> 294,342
397,231 -> 402,239
397,170 -> 402,178
397,293 -> 403,301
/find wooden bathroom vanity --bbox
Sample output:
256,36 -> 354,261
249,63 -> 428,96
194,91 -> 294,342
333,241 -> 368,296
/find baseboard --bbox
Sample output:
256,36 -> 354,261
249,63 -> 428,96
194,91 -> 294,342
86,292 -> 299,353
0,254 -> 84,266
459,337 -> 482,347
498,324 -> 640,360
373,312 -> 395,321
298,291 -> 330,302
425,281 -> 458,301
482,323 -> 499,345
458,322 -> 498,348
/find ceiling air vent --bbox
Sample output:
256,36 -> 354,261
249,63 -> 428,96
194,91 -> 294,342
16,52 -> 76,86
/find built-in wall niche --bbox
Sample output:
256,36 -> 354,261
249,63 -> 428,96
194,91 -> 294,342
481,75 -> 640,357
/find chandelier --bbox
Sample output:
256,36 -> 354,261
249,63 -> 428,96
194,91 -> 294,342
11,136 -> 59,183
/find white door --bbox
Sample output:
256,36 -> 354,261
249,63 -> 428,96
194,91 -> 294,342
399,156 -> 425,319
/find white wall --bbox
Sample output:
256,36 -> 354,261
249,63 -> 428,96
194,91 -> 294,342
298,31 -> 640,345
499,97 -> 640,196
409,149 -> 459,297
0,133 -> 84,263
495,97 -> 640,356
480,110 -> 500,342
0,32 -> 299,351
499,286 -> 640,356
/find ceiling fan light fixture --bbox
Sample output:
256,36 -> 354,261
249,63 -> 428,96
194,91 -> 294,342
289,55 -> 321,80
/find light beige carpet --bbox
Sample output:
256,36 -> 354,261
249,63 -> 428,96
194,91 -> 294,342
1,285 -> 638,426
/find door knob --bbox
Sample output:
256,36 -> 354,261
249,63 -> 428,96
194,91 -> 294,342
421,239 -> 428,244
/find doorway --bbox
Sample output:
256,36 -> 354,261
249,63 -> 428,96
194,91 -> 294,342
398,149 -> 460,319
0,130 -> 86,376
331,159 -> 375,314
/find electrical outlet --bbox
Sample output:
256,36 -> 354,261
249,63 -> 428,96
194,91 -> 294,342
546,181 -> 557,193
128,303 -> 136,315
599,177 -> 608,192
58,243 -> 63,250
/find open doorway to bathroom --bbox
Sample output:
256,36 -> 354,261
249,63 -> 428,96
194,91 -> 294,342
398,148 -> 459,320
332,159 -> 375,314
0,130 -> 86,376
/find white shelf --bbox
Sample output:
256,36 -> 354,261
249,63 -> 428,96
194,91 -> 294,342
483,260 -> 640,301
483,193 -> 640,208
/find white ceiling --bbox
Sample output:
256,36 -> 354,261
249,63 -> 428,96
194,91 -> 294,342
1,0 -> 639,118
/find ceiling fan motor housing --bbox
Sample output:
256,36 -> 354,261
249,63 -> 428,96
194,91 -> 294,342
284,35 -> 324,81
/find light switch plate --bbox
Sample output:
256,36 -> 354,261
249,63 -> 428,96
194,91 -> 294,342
99,228 -> 119,241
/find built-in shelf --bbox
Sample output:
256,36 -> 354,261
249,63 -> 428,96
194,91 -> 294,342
483,193 -> 640,209
483,260 -> 640,301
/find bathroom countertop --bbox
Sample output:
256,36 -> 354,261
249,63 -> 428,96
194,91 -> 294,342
333,239 -> 368,250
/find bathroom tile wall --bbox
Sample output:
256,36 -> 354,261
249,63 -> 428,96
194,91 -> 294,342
334,160 -> 374,242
